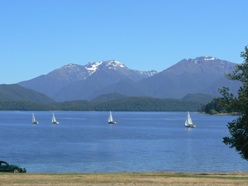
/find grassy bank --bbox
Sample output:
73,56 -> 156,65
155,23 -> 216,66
1,172 -> 248,186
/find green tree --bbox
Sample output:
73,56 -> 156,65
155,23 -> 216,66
222,46 -> 248,159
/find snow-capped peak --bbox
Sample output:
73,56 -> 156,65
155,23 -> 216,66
84,60 -> 125,75
106,60 -> 125,68
61,63 -> 83,73
62,63 -> 78,68
204,56 -> 217,61
58,60 -> 156,82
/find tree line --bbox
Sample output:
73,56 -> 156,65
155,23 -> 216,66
0,97 -> 204,112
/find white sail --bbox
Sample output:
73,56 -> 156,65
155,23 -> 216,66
108,111 -> 116,124
32,113 -> 39,124
185,112 -> 196,128
52,113 -> 59,124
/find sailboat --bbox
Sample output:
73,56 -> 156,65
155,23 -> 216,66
32,113 -> 39,124
52,113 -> 59,124
108,111 -> 116,124
185,111 -> 196,128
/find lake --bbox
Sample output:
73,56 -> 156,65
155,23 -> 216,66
0,111 -> 247,173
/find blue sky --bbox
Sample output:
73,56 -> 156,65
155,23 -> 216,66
0,0 -> 247,84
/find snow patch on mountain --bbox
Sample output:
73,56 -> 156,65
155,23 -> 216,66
85,61 -> 103,75
190,56 -> 218,64
62,63 -> 79,69
137,70 -> 158,77
84,60 -> 126,73
62,64 -> 83,72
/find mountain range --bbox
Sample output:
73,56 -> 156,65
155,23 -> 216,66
17,57 -> 240,102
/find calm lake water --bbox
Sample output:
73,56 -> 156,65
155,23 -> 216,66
0,111 -> 247,173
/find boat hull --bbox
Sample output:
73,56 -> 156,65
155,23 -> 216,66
185,124 -> 196,128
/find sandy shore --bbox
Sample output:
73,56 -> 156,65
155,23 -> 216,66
1,172 -> 248,186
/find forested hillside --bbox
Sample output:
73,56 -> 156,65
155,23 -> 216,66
0,96 -> 204,111
0,85 -> 206,111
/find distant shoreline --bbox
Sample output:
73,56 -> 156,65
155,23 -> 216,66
210,112 -> 240,116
